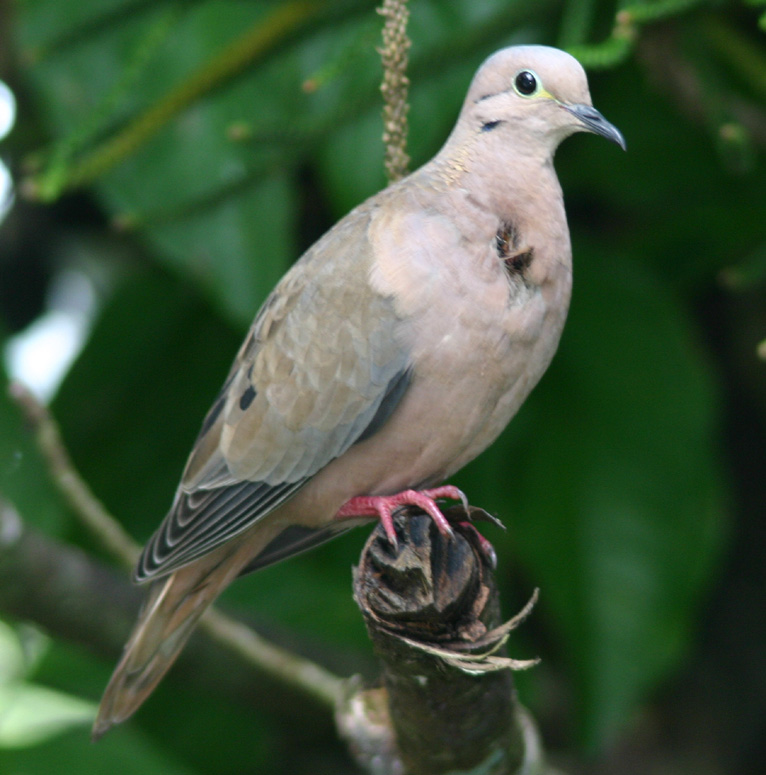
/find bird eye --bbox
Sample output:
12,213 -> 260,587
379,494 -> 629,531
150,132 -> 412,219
514,70 -> 539,97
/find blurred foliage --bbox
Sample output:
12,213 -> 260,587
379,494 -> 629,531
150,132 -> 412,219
0,620 -> 96,748
1,0 -> 765,773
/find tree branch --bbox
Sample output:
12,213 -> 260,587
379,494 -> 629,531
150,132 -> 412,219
0,497 -> 343,731
6,381 -> 344,712
0,497 -> 142,657
342,510 -> 552,775
22,0 -> 324,201
8,382 -> 141,567
5,380 -> 561,772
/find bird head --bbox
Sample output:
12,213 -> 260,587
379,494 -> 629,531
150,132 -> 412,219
458,45 -> 626,155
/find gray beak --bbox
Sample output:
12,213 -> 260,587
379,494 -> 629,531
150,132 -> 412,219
564,103 -> 626,150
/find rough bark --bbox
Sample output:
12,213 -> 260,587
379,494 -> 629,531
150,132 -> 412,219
347,507 -> 542,775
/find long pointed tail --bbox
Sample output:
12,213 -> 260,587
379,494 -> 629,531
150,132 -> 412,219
92,555 -> 240,740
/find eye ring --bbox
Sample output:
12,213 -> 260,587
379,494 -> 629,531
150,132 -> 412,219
514,70 -> 539,97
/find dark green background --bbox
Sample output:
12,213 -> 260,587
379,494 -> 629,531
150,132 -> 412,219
1,1 -> 764,773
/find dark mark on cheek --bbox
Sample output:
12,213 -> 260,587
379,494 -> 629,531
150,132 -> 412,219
481,119 -> 503,132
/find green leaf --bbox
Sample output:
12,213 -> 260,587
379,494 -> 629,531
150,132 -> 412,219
0,368 -> 65,536
0,722 -> 198,775
0,621 -> 26,686
459,246 -> 725,747
0,621 -> 49,687
12,0 -> 749,757
52,264 -> 243,543
0,682 -> 95,748
16,2 -> 304,326
14,0 -> 548,325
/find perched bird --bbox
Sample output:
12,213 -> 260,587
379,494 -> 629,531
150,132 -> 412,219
94,44 -> 624,737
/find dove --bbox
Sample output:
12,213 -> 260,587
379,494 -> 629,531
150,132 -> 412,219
93,44 -> 624,737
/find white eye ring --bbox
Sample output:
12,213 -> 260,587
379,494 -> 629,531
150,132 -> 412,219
513,70 -> 540,97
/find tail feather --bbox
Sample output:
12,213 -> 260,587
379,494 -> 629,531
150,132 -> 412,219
92,553 -> 242,740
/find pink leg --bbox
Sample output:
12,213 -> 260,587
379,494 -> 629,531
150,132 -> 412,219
336,486 -> 469,547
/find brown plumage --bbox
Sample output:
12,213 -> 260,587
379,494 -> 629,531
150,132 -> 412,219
93,44 -> 624,738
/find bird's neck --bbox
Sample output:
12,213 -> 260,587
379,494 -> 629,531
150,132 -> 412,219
430,136 -> 563,229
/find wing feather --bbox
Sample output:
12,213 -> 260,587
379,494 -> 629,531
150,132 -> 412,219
135,200 -> 412,582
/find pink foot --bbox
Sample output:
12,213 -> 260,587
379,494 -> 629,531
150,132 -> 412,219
336,486 -> 469,547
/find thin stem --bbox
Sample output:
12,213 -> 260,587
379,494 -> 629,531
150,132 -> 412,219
25,0 -> 322,201
37,3 -> 185,200
8,382 -> 140,567
202,609 -> 342,710
378,0 -> 410,183
7,381 -> 344,710
566,0 -> 706,70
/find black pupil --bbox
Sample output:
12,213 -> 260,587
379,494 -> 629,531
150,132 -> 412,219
516,71 -> 537,95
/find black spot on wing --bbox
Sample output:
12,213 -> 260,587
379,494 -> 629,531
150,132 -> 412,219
239,384 -> 256,411
135,366 -> 412,583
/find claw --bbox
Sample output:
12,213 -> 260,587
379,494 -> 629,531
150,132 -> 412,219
457,522 -> 498,568
462,506 -> 505,530
336,486 -> 470,545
